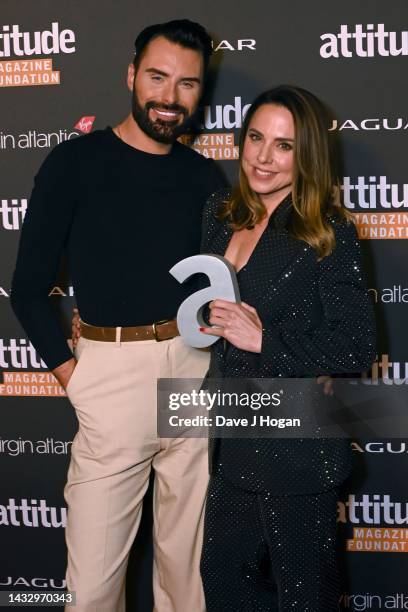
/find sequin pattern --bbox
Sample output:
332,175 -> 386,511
201,472 -> 340,611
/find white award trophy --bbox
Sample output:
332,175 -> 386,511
169,254 -> 241,348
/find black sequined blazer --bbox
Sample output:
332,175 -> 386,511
201,188 -> 376,495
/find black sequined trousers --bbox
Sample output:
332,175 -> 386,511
201,471 -> 340,612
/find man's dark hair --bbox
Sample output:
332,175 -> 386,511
133,19 -> 213,77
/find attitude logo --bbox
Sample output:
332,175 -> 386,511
0,22 -> 76,87
0,339 -> 67,397
0,198 -> 27,230
0,339 -> 46,369
342,176 -> 408,239
182,96 -> 250,160
338,494 -> 408,552
360,354 -> 408,385
320,24 -> 408,59
0,498 -> 66,528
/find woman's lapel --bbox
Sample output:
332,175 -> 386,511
203,197 -> 315,305
204,220 -> 233,257
255,229 -> 313,306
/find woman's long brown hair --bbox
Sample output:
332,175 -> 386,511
219,85 -> 349,259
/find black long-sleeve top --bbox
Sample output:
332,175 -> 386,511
11,127 -> 225,370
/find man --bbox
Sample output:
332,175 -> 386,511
11,20 -> 224,612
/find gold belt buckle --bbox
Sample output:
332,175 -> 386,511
152,319 -> 171,342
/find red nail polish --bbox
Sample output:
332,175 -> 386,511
199,327 -> 204,332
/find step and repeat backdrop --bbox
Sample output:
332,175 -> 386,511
1,0 -> 407,610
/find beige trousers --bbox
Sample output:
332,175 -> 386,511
64,335 -> 210,612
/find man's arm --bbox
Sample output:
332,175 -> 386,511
11,141 -> 77,384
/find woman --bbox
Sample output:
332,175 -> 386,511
198,85 -> 376,611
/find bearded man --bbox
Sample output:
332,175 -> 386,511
11,20 -> 224,612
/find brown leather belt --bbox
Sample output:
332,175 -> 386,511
80,319 -> 179,342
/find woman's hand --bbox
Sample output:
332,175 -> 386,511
72,307 -> 81,348
200,299 -> 263,353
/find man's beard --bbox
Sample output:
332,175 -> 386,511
131,88 -> 193,144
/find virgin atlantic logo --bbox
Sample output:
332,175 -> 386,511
74,116 -> 95,134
